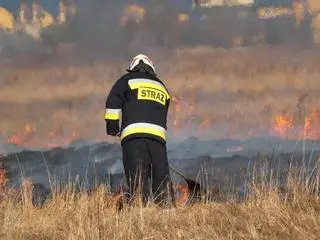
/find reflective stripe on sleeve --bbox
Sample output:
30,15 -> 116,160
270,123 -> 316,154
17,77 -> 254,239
128,79 -> 170,99
105,109 -> 121,120
121,123 -> 166,141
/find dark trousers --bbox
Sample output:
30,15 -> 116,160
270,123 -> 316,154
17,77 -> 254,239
122,138 -> 175,207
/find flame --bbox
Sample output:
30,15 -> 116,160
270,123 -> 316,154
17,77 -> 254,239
170,95 -> 320,141
0,161 -> 17,200
303,110 -> 320,140
8,123 -> 36,146
7,123 -> 79,149
6,96 -> 320,151
271,109 -> 320,140
175,184 -> 189,204
271,114 -> 294,138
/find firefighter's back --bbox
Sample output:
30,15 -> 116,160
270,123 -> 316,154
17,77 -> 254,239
120,71 -> 170,144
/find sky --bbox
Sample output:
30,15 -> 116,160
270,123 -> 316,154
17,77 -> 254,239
0,0 -> 194,16
1,0 -> 64,17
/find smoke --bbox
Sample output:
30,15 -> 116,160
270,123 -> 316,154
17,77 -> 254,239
1,2 -> 320,149
66,0 -> 318,56
0,1 -> 317,62
67,0 -> 182,59
2,2 -> 320,203
2,136 -> 320,198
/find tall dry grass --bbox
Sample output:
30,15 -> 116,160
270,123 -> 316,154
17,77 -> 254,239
0,156 -> 319,240
1,45 -> 320,102
1,45 -> 320,142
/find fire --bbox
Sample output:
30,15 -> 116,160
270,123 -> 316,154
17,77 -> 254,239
5,95 -> 320,151
8,123 -> 36,146
7,123 -> 79,149
303,110 -> 320,140
0,161 -> 18,200
170,94 -> 320,141
271,114 -> 294,138
271,109 -> 320,140
175,184 -> 189,204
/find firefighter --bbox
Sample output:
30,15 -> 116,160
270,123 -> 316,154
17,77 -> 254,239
105,54 -> 175,208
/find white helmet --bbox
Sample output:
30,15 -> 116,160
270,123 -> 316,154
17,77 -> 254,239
128,54 -> 156,73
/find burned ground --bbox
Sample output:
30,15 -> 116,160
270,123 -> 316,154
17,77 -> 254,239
1,137 -> 320,205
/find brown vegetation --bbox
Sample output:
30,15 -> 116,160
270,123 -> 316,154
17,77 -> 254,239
6,47 -> 320,145
1,45 -> 320,239
0,161 -> 319,240
1,45 -> 320,144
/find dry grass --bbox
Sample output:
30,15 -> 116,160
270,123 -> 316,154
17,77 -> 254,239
0,167 -> 319,240
2,45 -> 320,102
1,45 -> 320,143
1,196 -> 319,240
1,45 -> 320,238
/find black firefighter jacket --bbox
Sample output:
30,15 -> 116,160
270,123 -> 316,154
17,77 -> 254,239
105,71 -> 170,145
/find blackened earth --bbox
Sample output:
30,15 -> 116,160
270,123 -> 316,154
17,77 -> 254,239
1,136 -> 320,206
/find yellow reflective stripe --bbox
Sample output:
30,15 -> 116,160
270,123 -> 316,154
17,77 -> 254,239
121,123 -> 166,140
121,128 -> 166,140
105,113 -> 120,120
128,79 -> 170,99
105,109 -> 121,120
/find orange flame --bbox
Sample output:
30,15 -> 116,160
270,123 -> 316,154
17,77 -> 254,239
6,97 -> 320,150
8,123 -> 36,146
271,109 -> 320,140
7,123 -> 79,149
271,114 -> 294,138
303,110 -> 320,140
175,184 -> 189,204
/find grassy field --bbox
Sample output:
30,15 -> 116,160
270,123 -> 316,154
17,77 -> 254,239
0,167 -> 319,240
1,45 -> 320,239
1,45 -> 320,144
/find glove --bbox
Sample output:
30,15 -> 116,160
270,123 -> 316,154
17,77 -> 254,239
106,120 -> 120,136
